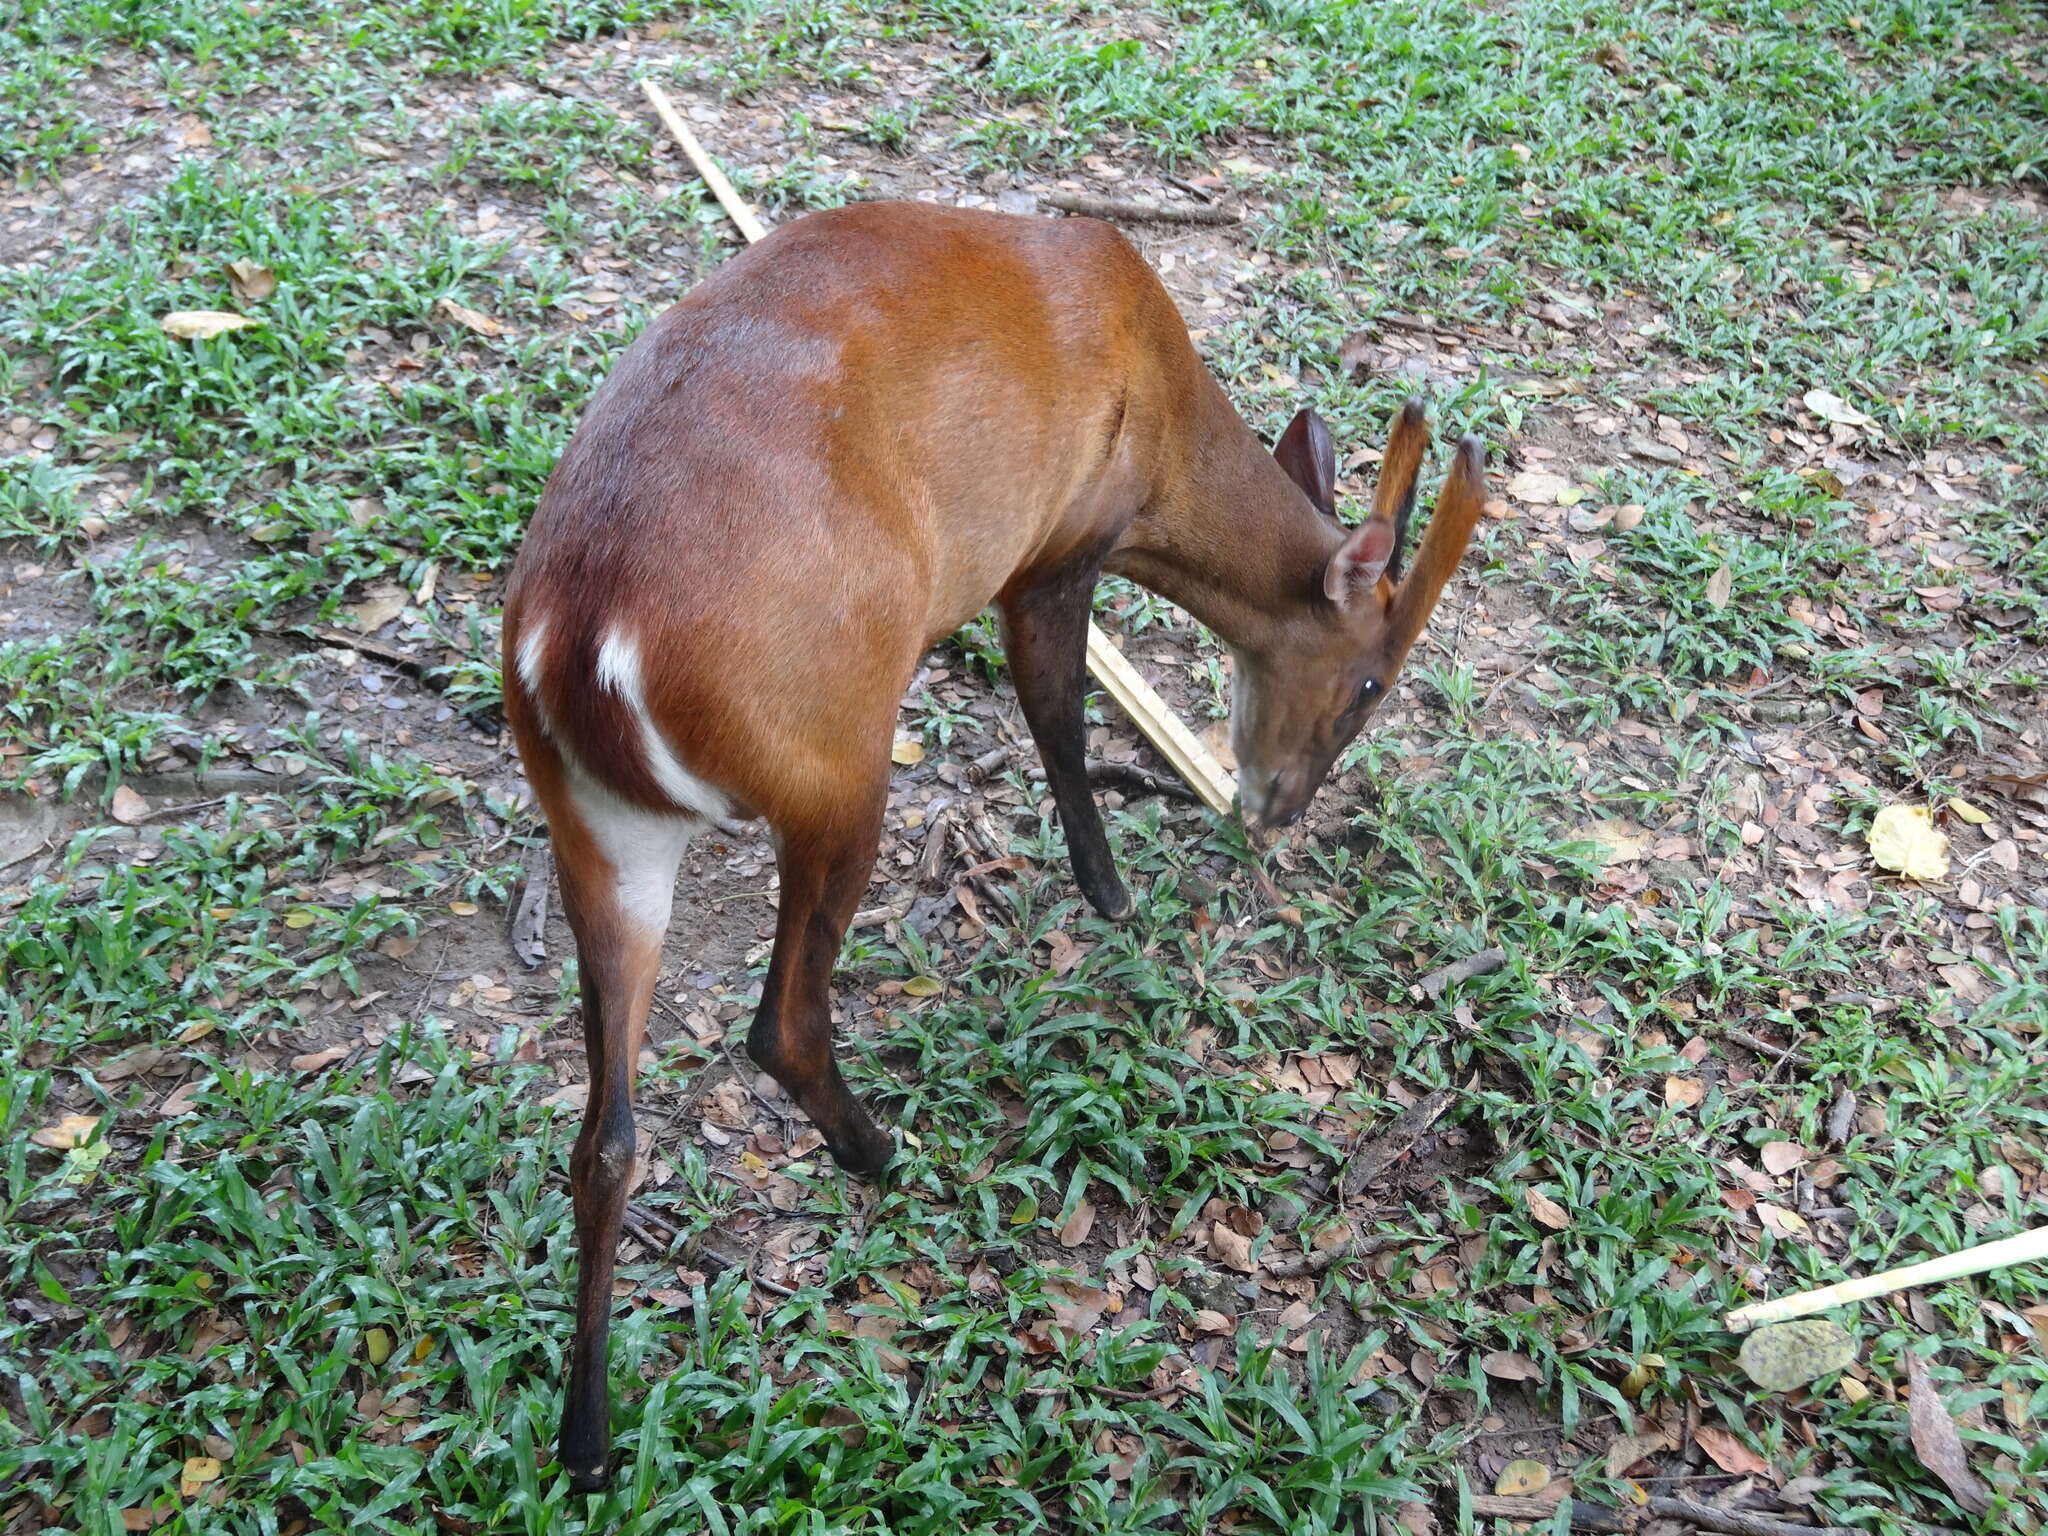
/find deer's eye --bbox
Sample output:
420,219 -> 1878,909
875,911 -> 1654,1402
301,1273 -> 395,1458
1353,678 -> 1381,712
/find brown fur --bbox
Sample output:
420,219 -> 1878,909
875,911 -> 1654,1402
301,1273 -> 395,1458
500,202 -> 1487,1488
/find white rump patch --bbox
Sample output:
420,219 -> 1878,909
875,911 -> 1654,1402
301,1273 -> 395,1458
565,763 -> 696,936
594,627 -> 734,823
515,616 -> 553,735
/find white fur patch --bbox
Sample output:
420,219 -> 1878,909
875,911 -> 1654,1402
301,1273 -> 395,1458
594,628 -> 734,823
515,616 -> 553,735
565,762 -> 696,936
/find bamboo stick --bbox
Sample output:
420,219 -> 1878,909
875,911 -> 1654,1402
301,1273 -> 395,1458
1084,626 -> 1238,818
1725,1226 -> 2048,1333
636,79 -> 1241,821
638,79 -> 769,243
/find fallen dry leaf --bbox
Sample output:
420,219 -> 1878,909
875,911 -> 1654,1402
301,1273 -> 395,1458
1481,1350 -> 1541,1382
290,1046 -> 348,1072
161,310 -> 259,340
110,784 -> 148,825
1059,1199 -> 1097,1248
1494,1458 -> 1550,1497
891,736 -> 925,765
225,259 -> 276,302
1904,1350 -> 1991,1514
1868,804 -> 1949,881
342,586 -> 407,634
1760,1141 -> 1807,1176
1704,564 -> 1734,610
1209,1220 -> 1256,1274
31,1113 -> 101,1150
1664,1076 -> 1706,1110
434,296 -> 504,336
1047,1279 -> 1109,1336
1693,1424 -> 1768,1477
158,1080 -> 205,1117
178,1457 -> 222,1498
1739,1319 -> 1857,1392
1525,1186 -> 1572,1231
1574,817 -> 1651,865
1803,388 -> 1873,427
1505,469 -> 1572,505
1947,796 -> 1990,826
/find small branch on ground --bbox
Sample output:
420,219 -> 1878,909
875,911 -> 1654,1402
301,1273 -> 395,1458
1339,1087 -> 1454,1200
299,626 -> 435,680
1467,1497 -> 1626,1532
1260,1234 -> 1399,1279
1723,1026 -> 1798,1063
1041,192 -> 1240,226
1412,945 -> 1508,1001
1086,760 -> 1202,805
510,843 -> 552,968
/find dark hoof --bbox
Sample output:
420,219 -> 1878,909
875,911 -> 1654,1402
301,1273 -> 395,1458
1088,882 -> 1135,922
564,1461 -> 612,1494
826,1127 -> 896,1180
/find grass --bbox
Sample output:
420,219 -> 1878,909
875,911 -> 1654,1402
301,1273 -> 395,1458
3,0 -> 2046,1532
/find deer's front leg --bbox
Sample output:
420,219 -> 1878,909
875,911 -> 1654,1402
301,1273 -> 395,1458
999,567 -> 1133,922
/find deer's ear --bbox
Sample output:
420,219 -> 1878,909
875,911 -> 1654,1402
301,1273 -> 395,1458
1324,515 -> 1396,606
1274,407 -> 1337,517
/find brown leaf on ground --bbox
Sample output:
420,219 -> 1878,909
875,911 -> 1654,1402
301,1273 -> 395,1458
225,259 -> 276,302
1664,1075 -> 1705,1109
291,1046 -> 348,1072
1048,1279 -> 1110,1336
1525,1186 -> 1572,1230
1904,1351 -> 1992,1514
1209,1220 -> 1256,1274
1693,1424 -> 1768,1477
1760,1141 -> 1807,1175
110,785 -> 148,825
1058,1200 -> 1097,1248
435,296 -> 504,336
1481,1350 -> 1541,1382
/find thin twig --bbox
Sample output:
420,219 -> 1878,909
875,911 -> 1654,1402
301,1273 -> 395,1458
1722,1026 -> 1797,1063
747,1246 -> 798,1297
1040,191 -> 1241,226
1085,760 -> 1202,805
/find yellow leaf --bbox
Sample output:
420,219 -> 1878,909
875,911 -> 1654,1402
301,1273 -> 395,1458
1868,804 -> 1948,881
1739,1319 -> 1857,1392
284,910 -> 316,929
160,310 -> 259,340
435,296 -> 503,336
364,1327 -> 393,1366
1947,797 -> 1989,826
179,1456 -> 221,1497
412,1334 -> 435,1364
449,901 -> 479,916
31,1113 -> 101,1150
902,976 -> 943,997
1495,1459 -> 1550,1497
1664,1075 -> 1705,1110
891,737 -> 925,765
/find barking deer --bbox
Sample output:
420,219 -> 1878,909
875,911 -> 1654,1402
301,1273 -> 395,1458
501,202 -> 1487,1488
